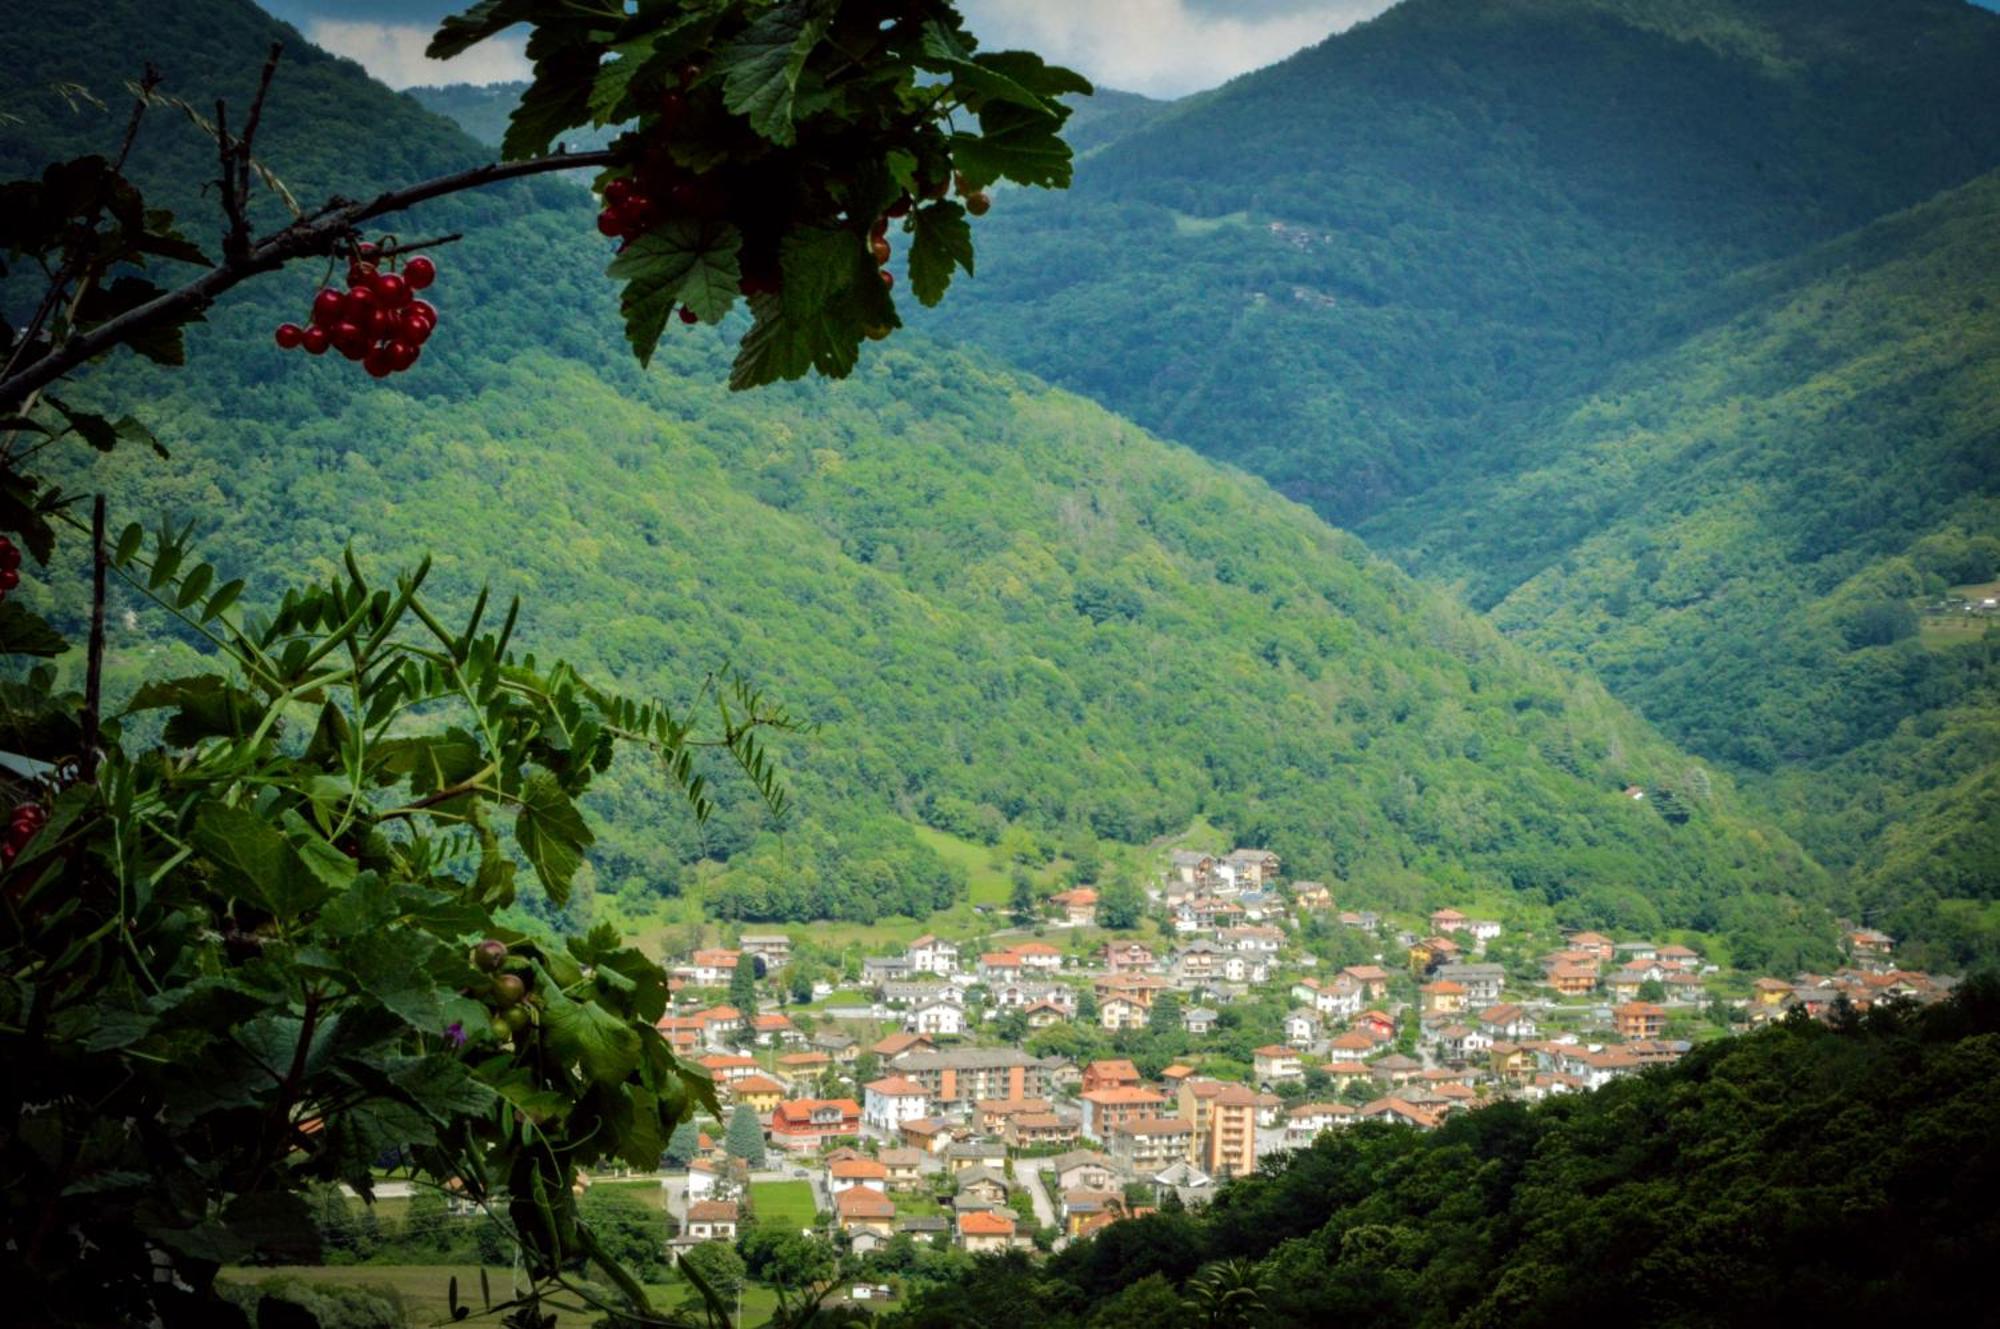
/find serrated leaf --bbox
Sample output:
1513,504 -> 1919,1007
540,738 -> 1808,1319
909,199 -> 973,307
729,227 -> 895,390
919,24 -> 1070,117
539,972 -> 642,1087
588,35 -> 666,126
514,770 -> 592,905
428,0 -> 537,61
952,100 -> 1075,190
606,219 -> 742,364
974,50 -> 1093,101
715,0 -> 837,146
0,600 -> 68,657
191,803 -> 329,925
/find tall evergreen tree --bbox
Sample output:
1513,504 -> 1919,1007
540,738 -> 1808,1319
725,1104 -> 768,1168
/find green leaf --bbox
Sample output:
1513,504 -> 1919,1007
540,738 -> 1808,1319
952,100 -> 1076,190
175,562 -> 213,610
125,674 -> 256,745
973,50 -> 1094,101
346,928 -> 452,1031
46,396 -> 118,451
908,200 -> 974,307
729,226 -> 895,390
204,577 -> 244,622
190,803 -> 330,925
715,0 -> 837,146
388,1054 -> 498,1123
0,600 -> 69,657
113,521 -> 143,565
539,971 -> 642,1086
588,35 -> 667,126
428,0 -> 537,61
514,770 -> 592,905
607,218 -> 742,364
919,24 -> 1072,116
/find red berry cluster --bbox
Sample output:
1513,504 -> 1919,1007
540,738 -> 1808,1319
3,802 -> 45,867
0,536 -> 19,598
276,245 -> 439,379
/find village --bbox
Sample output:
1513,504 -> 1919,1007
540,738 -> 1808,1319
598,848 -> 1953,1302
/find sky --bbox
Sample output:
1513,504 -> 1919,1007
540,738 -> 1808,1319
256,1 -> 1397,98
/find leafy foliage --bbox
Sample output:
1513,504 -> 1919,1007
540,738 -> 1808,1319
893,982 -> 2000,1327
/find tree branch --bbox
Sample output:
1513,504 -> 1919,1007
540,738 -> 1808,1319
81,494 -> 107,783
0,147 -> 617,413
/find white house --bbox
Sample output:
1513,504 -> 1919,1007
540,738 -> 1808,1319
909,935 -> 960,976
863,1076 -> 933,1132
1283,1009 -> 1320,1046
1468,920 -> 1502,944
1009,943 -> 1063,973
1284,1102 -> 1355,1145
907,998 -> 966,1038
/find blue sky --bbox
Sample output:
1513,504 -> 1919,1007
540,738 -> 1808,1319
256,1 -> 1395,98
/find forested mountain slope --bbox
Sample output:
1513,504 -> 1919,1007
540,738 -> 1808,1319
918,0 -> 2000,525
1,0 -> 1832,962
1365,173 -> 2000,968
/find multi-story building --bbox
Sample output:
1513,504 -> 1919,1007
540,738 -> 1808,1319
1080,1086 -> 1170,1141
1105,1116 -> 1194,1173
768,1098 -> 861,1151
892,1048 -> 1049,1107
862,1076 -> 932,1132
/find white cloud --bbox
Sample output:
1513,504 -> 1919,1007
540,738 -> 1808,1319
959,0 -> 1395,97
306,18 -> 531,89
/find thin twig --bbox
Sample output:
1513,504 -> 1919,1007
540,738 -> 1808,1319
0,147 -> 617,413
216,98 -> 246,263
237,43 -> 284,209
375,232 -> 464,259
81,494 -> 108,782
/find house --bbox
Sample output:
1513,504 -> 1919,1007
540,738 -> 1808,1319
1419,980 -> 1468,1014
1291,976 -> 1362,1020
827,1157 -> 891,1195
1101,942 -> 1156,975
1050,1150 -> 1117,1194
907,998 -> 966,1038
684,1200 -> 739,1242
1291,881 -> 1334,911
697,1053 -> 761,1085
1325,1030 -> 1375,1063
1168,850 -> 1218,887
1284,1009 -> 1320,1046
1566,932 -> 1616,963
1490,1042 -> 1535,1083
750,1012 -> 800,1047
737,934 -> 792,965
1080,1086 -> 1171,1141
1222,925 -> 1284,955
861,954 -> 915,984
1358,1097 -> 1441,1131
1341,965 -> 1392,1000
1664,972 -> 1708,1003
1369,1054 -> 1423,1086
1220,952 -> 1270,984
1100,995 -> 1147,1031
1435,963 -> 1506,1006
1355,1009 -> 1397,1041
1468,919 -> 1502,944
1060,1189 -> 1134,1239
1009,942 -> 1064,973
1752,977 -> 1794,1007
1005,1112 -> 1076,1148
1183,1006 -> 1220,1036
946,1138 -> 1008,1175
899,1117 -> 953,1154
1848,928 -> 1895,962
1658,943 -> 1701,966
1429,908 -> 1469,934
776,1050 -> 832,1080
1432,1024 -> 1490,1062
908,935 -> 960,976
1613,1002 -> 1667,1040
1407,935 -> 1461,974
956,1209 -> 1018,1253
684,1159 -> 724,1202
768,1098 -> 861,1151
978,952 -> 1025,982
974,1097 -> 1054,1134
835,1185 -> 897,1239
894,1048 -> 1049,1106
877,1148 -> 926,1190
1025,998 -> 1072,1029
727,1074 -> 787,1114
953,1165 -> 1011,1207
1253,1046 -> 1303,1082
873,1031 -> 934,1061
1050,887 -> 1099,926
881,980 -> 957,1008
1105,1117 -> 1195,1173
1224,848 -> 1280,889
683,949 -> 741,986
863,1076 -> 932,1132
1546,962 -> 1598,996
1477,1004 -> 1538,1040
1174,941 -> 1224,983
1284,1102 -> 1355,1145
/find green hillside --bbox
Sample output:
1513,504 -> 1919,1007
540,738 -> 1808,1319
918,0 -> 2000,524
1,0 -> 1831,962
1364,174 -> 2000,968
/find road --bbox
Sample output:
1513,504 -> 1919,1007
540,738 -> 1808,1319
1016,1160 -> 1058,1231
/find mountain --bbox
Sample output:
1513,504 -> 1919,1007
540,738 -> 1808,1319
1,0 -> 1832,963
1364,172 -> 2000,968
889,0 -> 2000,961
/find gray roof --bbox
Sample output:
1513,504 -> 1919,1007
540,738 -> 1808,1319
954,1165 -> 1011,1191
896,1048 -> 1043,1072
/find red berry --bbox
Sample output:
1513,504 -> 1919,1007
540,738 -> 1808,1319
887,196 -> 911,219
597,210 -> 622,238
604,179 -> 632,207
347,261 -> 378,287
870,236 -> 892,265
679,306 -> 699,325
0,568 -> 17,591
311,288 -> 346,328
346,286 -> 380,318
302,326 -> 330,355
274,322 -> 304,349
880,268 -> 894,289
388,339 -> 420,371
0,541 -> 19,571
965,191 -> 991,217
372,272 -> 411,308
356,241 -> 380,261
363,344 -> 396,378
408,299 -> 438,324
404,255 -> 436,290
332,321 -> 368,355
659,91 -> 685,121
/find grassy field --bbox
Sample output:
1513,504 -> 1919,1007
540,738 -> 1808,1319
223,1263 -> 781,1327
749,1180 -> 819,1230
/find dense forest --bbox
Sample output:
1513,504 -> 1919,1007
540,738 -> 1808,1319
899,0 -> 2000,964
888,981 -> 2000,1328
2,0 -> 1838,965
